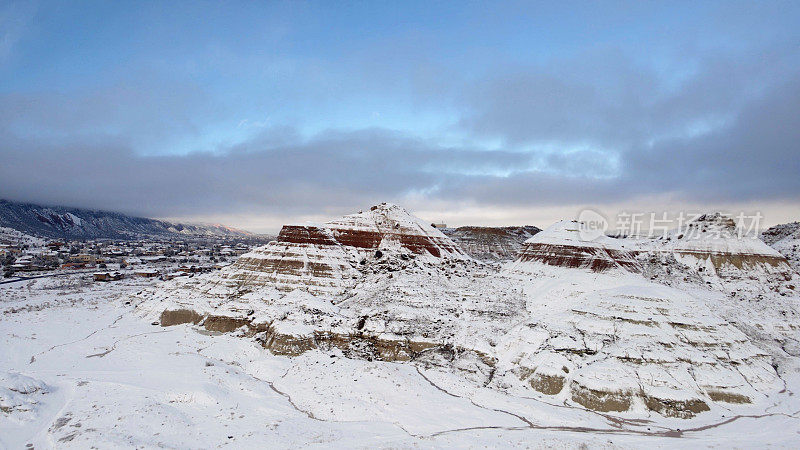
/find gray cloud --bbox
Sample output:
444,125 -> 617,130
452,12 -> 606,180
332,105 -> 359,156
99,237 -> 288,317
445,46 -> 800,206
624,74 -> 800,201
1,42 -> 799,228
0,78 -> 217,152
0,126 -> 535,218
457,46 -> 797,149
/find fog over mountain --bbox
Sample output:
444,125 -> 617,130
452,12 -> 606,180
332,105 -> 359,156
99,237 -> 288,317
0,199 -> 253,240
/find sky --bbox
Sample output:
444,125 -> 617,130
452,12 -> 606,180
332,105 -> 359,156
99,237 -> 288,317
1,0 -> 799,233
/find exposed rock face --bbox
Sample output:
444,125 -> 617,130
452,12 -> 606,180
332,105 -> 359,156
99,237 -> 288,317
159,309 -> 203,327
505,220 -> 641,274
324,205 -> 465,257
496,215 -> 796,418
497,276 -> 778,419
0,198 -> 254,240
216,203 -> 468,295
223,235 -> 361,295
441,226 -> 541,261
657,213 -> 792,280
633,215 -> 800,359
762,221 -> 800,274
762,221 -> 800,246
140,208 -> 799,420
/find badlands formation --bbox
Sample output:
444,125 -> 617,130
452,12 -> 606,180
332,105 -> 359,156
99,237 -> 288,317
441,225 -> 541,261
140,204 -> 799,420
762,221 -> 800,274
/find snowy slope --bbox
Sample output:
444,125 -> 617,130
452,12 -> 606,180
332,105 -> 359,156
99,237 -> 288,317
0,226 -> 45,247
505,220 -> 640,274
3,273 -> 800,447
135,211 -> 800,422
207,203 -> 468,296
0,199 -> 253,240
763,221 -> 800,274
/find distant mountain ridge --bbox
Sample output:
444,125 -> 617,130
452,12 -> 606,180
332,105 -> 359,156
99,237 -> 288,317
0,199 -> 253,240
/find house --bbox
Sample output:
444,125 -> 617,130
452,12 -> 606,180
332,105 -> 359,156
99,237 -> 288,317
102,247 -> 126,256
161,271 -> 190,281
134,269 -> 160,278
141,255 -> 167,263
47,242 -> 65,251
70,254 -> 96,264
93,271 -> 123,282
11,256 -> 39,271
37,250 -> 60,263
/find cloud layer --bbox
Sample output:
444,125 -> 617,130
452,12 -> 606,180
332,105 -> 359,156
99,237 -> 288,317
1,3 -> 799,231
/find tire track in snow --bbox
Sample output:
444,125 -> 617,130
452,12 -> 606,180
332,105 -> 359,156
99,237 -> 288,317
29,313 -> 126,364
84,329 -> 175,358
194,345 -> 415,435
413,365 -> 800,439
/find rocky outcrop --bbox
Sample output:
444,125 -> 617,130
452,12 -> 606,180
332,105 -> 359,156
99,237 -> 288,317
213,203 -> 468,295
159,309 -> 266,335
142,208 -> 798,420
497,276 -> 779,418
505,220 -> 641,274
159,309 -> 203,327
662,214 -> 792,280
0,198 -> 254,240
762,221 -> 800,274
326,205 -> 465,257
159,306 -> 489,367
570,382 -> 633,413
441,225 -> 541,261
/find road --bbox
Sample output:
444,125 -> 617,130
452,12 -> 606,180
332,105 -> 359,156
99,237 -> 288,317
0,269 -> 97,285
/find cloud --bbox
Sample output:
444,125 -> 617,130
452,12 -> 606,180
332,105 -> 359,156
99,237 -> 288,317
0,31 -> 799,231
0,78 -> 217,154
623,74 -> 800,201
0,126 -> 534,219
447,45 -> 800,206
2,66 -> 797,229
457,46 -> 797,149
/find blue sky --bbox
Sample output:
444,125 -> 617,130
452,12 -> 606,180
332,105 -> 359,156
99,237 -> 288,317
1,1 -> 799,232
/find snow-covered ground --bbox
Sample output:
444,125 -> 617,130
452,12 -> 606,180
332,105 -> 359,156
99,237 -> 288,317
763,222 -> 800,274
3,273 -> 800,448
0,227 -> 45,247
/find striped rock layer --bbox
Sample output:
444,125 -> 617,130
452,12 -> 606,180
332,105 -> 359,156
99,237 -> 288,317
660,213 -> 792,280
147,210 -> 796,420
506,220 -> 641,274
507,214 -> 792,279
217,203 -> 468,295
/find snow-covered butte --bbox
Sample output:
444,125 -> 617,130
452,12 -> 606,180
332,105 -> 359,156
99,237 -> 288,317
137,206 -> 800,421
